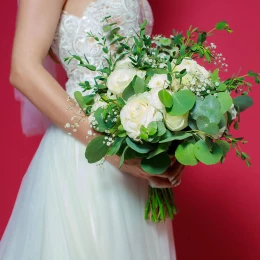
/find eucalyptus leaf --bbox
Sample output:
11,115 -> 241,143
175,141 -> 198,166
233,95 -> 253,112
147,142 -> 169,159
107,137 -> 125,156
147,122 -> 158,136
196,116 -> 219,135
193,140 -> 223,165
190,95 -> 222,124
85,136 -> 110,163
158,89 -> 173,108
167,90 -> 196,116
122,78 -> 135,101
126,137 -> 154,154
157,121 -> 167,136
159,132 -> 192,143
74,91 -> 87,111
217,92 -> 233,114
133,76 -> 146,94
141,152 -> 171,175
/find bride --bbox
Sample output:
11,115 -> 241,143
0,0 -> 184,259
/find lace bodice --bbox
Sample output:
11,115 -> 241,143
51,0 -> 153,97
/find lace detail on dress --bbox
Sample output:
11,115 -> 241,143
51,0 -> 153,97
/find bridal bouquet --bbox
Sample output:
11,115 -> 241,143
66,17 -> 259,222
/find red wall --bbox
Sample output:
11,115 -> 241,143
1,1 -> 260,259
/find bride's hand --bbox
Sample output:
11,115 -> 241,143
106,155 -> 184,188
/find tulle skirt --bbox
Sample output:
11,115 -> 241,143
0,125 -> 176,260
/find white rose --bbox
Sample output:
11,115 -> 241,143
107,68 -> 146,96
120,92 -> 163,140
164,112 -> 189,131
148,74 -> 168,89
115,57 -> 133,69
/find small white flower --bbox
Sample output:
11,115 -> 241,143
65,123 -> 70,128
88,130 -> 93,135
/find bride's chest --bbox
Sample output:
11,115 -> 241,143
51,0 -> 153,78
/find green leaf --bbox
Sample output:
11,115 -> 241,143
147,122 -> 158,136
119,146 -> 129,167
158,89 -> 173,108
159,37 -> 172,46
107,137 -> 125,156
217,92 -> 233,114
196,116 -> 219,135
94,107 -> 107,132
233,95 -> 254,112
211,69 -> 220,82
147,142 -> 169,159
216,21 -> 228,30
133,76 -> 146,94
159,132 -> 193,143
126,137 -> 154,154
140,20 -> 148,30
157,121 -> 167,136
215,140 -> 230,156
141,153 -> 171,174
167,90 -> 196,116
175,141 -> 198,166
191,95 -> 222,124
85,136 -> 110,163
193,140 -> 223,165
122,78 -> 135,101
85,64 -> 96,71
217,83 -> 227,91
74,91 -> 87,111
83,94 -> 95,105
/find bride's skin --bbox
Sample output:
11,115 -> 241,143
11,0 -> 184,188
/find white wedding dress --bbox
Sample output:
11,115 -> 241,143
0,0 -> 176,259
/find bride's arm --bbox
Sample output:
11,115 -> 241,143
10,0 -> 90,145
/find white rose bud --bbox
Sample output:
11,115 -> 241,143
107,68 -> 146,96
148,74 -> 168,89
120,92 -> 163,140
164,112 -> 189,131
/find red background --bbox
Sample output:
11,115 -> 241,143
1,0 -> 260,259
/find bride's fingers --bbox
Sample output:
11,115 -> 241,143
148,176 -> 176,188
159,161 -> 184,179
168,165 -> 185,182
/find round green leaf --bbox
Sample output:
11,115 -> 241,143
126,137 -> 154,154
194,140 -> 223,165
233,95 -> 253,112
167,90 -> 196,116
147,122 -> 158,136
217,92 -> 233,114
196,116 -> 219,135
175,141 -> 198,166
191,95 -> 222,124
85,136 -> 110,163
158,89 -> 173,108
147,142 -> 169,159
141,152 -> 171,174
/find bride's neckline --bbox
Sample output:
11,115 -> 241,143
61,0 -> 99,20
